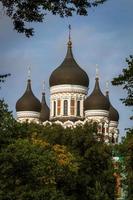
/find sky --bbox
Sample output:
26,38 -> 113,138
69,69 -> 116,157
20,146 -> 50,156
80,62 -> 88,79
0,0 -> 133,139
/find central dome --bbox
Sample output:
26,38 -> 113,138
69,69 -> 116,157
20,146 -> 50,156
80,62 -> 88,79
49,41 -> 89,87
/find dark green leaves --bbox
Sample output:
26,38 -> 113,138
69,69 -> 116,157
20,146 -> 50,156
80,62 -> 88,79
1,0 -> 107,37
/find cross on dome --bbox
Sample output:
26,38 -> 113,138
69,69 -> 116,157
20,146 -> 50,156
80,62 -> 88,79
42,80 -> 45,93
28,66 -> 31,80
96,64 -> 99,79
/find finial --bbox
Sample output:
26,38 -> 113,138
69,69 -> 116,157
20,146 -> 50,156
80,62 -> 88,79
96,64 -> 99,79
106,81 -> 109,96
42,80 -> 45,93
106,81 -> 109,92
28,66 -> 31,80
68,24 -> 71,42
68,24 -> 72,47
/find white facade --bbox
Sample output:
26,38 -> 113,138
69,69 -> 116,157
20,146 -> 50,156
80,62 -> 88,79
16,111 -> 40,123
50,84 -> 88,120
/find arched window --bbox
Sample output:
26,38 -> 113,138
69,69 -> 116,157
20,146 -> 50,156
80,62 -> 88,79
71,99 -> 75,115
57,99 -> 61,115
63,100 -> 68,116
77,101 -> 80,116
53,101 -> 56,117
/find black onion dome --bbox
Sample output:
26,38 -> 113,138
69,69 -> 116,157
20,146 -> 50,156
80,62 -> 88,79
40,92 -> 50,122
84,78 -> 110,111
49,41 -> 89,87
16,80 -> 41,112
106,92 -> 119,121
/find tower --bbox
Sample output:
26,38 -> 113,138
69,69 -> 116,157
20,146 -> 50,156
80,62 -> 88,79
16,68 -> 41,122
49,26 -> 89,125
40,81 -> 50,123
84,68 -> 110,142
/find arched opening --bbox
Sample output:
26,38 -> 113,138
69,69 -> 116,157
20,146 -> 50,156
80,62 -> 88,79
71,99 -> 75,115
77,101 -> 80,116
53,101 -> 56,117
63,100 -> 68,116
57,99 -> 61,115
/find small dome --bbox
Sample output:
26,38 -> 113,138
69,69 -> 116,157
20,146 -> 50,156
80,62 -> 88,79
49,41 -> 89,87
106,92 -> 119,122
84,78 -> 110,111
16,80 -> 41,112
40,92 -> 50,122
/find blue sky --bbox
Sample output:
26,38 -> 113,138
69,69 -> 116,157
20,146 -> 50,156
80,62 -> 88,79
0,0 -> 133,138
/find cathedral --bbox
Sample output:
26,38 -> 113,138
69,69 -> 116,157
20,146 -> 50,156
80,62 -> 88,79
15,31 -> 119,144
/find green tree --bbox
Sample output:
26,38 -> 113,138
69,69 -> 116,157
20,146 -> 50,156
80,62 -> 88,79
112,55 -> 133,199
0,100 -> 78,200
117,129 -> 133,200
112,55 -> 133,120
0,101 -> 115,200
0,74 -> 10,88
0,0 -> 107,37
28,123 -> 116,200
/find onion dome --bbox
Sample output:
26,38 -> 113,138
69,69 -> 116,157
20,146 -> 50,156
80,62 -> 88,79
106,91 -> 119,121
84,77 -> 110,111
40,92 -> 50,122
16,79 -> 41,112
49,40 -> 89,87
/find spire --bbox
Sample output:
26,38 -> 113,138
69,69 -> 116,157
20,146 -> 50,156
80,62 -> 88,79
95,64 -> 99,79
105,81 -> 109,96
68,24 -> 71,42
66,24 -> 73,59
41,80 -> 46,103
67,24 -> 72,48
42,80 -> 45,94
28,66 -> 31,80
40,81 -> 50,122
94,64 -> 100,90
27,67 -> 32,91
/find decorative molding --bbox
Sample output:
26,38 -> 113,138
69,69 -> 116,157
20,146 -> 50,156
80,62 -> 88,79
109,120 -> 119,127
17,111 -> 40,119
85,109 -> 109,118
50,84 -> 88,95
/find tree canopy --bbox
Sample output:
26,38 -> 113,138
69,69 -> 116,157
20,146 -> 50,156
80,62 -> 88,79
0,100 -> 116,200
0,0 -> 107,37
112,55 -> 133,199
112,55 -> 133,120
0,74 -> 10,88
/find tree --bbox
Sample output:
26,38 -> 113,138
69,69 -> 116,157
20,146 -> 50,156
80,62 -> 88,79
0,0 -> 107,37
112,55 -> 133,199
0,100 -> 78,200
0,100 -> 116,200
0,74 -> 10,88
112,55 -> 133,120
28,123 -> 116,200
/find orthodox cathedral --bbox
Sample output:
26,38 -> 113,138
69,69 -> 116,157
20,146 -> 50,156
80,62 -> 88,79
15,31 -> 119,144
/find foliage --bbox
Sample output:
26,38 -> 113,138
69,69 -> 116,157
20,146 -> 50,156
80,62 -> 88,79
0,100 -> 115,200
112,55 -> 133,120
112,55 -> 133,199
0,73 -> 10,88
0,100 -> 78,200
0,0 -> 107,37
26,123 -> 116,200
117,129 -> 133,200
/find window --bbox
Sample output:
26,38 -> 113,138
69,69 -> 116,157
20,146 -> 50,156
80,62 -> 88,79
63,100 -> 68,116
53,101 -> 56,116
57,99 -> 61,115
71,99 -> 75,115
77,101 -> 80,116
